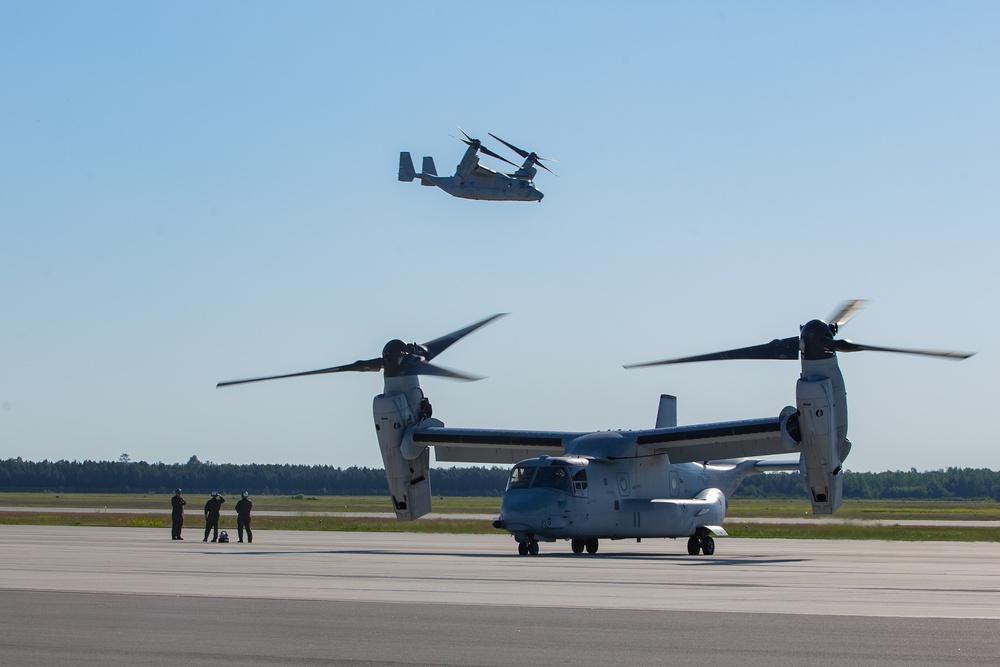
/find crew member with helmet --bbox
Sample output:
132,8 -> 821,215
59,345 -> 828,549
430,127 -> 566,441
203,491 -> 225,542
171,488 -> 186,540
235,491 -> 253,543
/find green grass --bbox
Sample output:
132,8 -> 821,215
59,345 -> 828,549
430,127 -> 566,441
0,492 -> 501,514
0,511 -> 492,534
727,498 -> 1000,521
0,512 -> 168,529
1,494 -> 998,540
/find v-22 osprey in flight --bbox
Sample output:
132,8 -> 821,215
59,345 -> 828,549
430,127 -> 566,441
398,129 -> 554,202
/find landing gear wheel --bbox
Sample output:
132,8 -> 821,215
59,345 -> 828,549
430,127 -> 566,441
571,539 -> 585,554
687,535 -> 701,555
585,538 -> 599,554
518,541 -> 528,556
528,540 -> 539,556
700,536 -> 716,556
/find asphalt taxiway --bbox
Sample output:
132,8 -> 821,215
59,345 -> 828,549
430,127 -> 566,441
2,526 -> 998,665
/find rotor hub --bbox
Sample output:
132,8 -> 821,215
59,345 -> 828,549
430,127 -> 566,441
381,339 -> 411,376
800,319 -> 836,360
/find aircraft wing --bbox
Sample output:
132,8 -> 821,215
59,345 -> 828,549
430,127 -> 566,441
412,412 -> 792,465
411,427 -> 574,464
632,416 -> 789,463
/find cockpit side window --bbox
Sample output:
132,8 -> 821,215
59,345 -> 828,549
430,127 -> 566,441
572,468 -> 588,497
507,465 -> 535,490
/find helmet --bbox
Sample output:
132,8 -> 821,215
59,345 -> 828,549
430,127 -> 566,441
211,491 -> 218,497
174,488 -> 181,494
242,491 -> 249,498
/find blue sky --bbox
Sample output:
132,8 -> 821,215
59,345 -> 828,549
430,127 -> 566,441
2,2 -> 996,473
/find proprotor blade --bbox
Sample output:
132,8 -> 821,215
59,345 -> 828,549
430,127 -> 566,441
833,340 -> 976,360
488,133 -> 529,159
422,313 -> 507,361
479,145 -> 520,169
488,133 -> 557,174
533,160 -> 557,176
828,299 -> 869,331
217,357 -> 383,388
624,336 -> 801,368
400,359 -> 484,382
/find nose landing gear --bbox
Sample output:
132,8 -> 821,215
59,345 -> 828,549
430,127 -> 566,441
517,539 -> 539,556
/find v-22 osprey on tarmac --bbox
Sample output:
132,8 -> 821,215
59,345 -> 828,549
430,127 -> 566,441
398,129 -> 554,202
218,302 -> 974,557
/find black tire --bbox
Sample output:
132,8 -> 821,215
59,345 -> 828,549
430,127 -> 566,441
571,539 -> 585,554
687,535 -> 701,555
518,541 -> 528,556
528,540 -> 539,556
585,538 -> 599,554
701,536 -> 716,556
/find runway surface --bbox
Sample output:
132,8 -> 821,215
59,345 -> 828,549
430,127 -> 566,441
2,526 -> 999,665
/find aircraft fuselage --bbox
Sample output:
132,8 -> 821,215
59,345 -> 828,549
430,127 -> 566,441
421,172 -> 543,201
495,455 -> 762,553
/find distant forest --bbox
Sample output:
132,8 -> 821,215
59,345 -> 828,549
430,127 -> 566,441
1,456 -> 1000,501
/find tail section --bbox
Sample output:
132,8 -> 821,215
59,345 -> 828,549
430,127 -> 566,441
654,395 -> 677,428
420,156 -> 437,185
398,152 -> 416,182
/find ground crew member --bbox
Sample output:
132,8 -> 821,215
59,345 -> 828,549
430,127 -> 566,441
236,491 -> 253,543
203,491 -> 225,542
171,488 -> 186,540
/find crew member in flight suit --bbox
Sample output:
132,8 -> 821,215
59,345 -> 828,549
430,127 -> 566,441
235,491 -> 253,543
171,488 -> 186,540
203,491 -> 225,542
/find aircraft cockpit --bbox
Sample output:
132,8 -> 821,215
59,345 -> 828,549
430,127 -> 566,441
506,457 -> 589,498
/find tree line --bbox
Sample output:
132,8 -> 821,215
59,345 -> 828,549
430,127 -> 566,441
1,457 -> 999,500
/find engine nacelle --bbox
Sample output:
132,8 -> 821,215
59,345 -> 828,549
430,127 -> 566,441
796,375 -> 845,514
373,393 -> 431,521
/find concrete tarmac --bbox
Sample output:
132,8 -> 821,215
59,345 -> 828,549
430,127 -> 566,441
2,526 -> 999,666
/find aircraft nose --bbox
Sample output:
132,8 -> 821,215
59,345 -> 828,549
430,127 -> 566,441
500,492 -> 540,527
500,490 -> 561,531
501,491 -> 539,518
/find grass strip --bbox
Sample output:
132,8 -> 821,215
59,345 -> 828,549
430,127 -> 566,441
2,511 -> 998,541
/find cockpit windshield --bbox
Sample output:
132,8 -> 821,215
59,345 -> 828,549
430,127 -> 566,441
507,459 -> 588,496
507,465 -> 536,490
532,466 -> 571,493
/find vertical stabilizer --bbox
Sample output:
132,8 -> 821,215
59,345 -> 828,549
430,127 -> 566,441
655,395 -> 677,428
398,152 -> 416,182
421,156 -> 437,185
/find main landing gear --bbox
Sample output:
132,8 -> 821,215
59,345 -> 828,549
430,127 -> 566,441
517,535 -> 716,556
516,537 -> 600,556
687,531 -> 716,556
